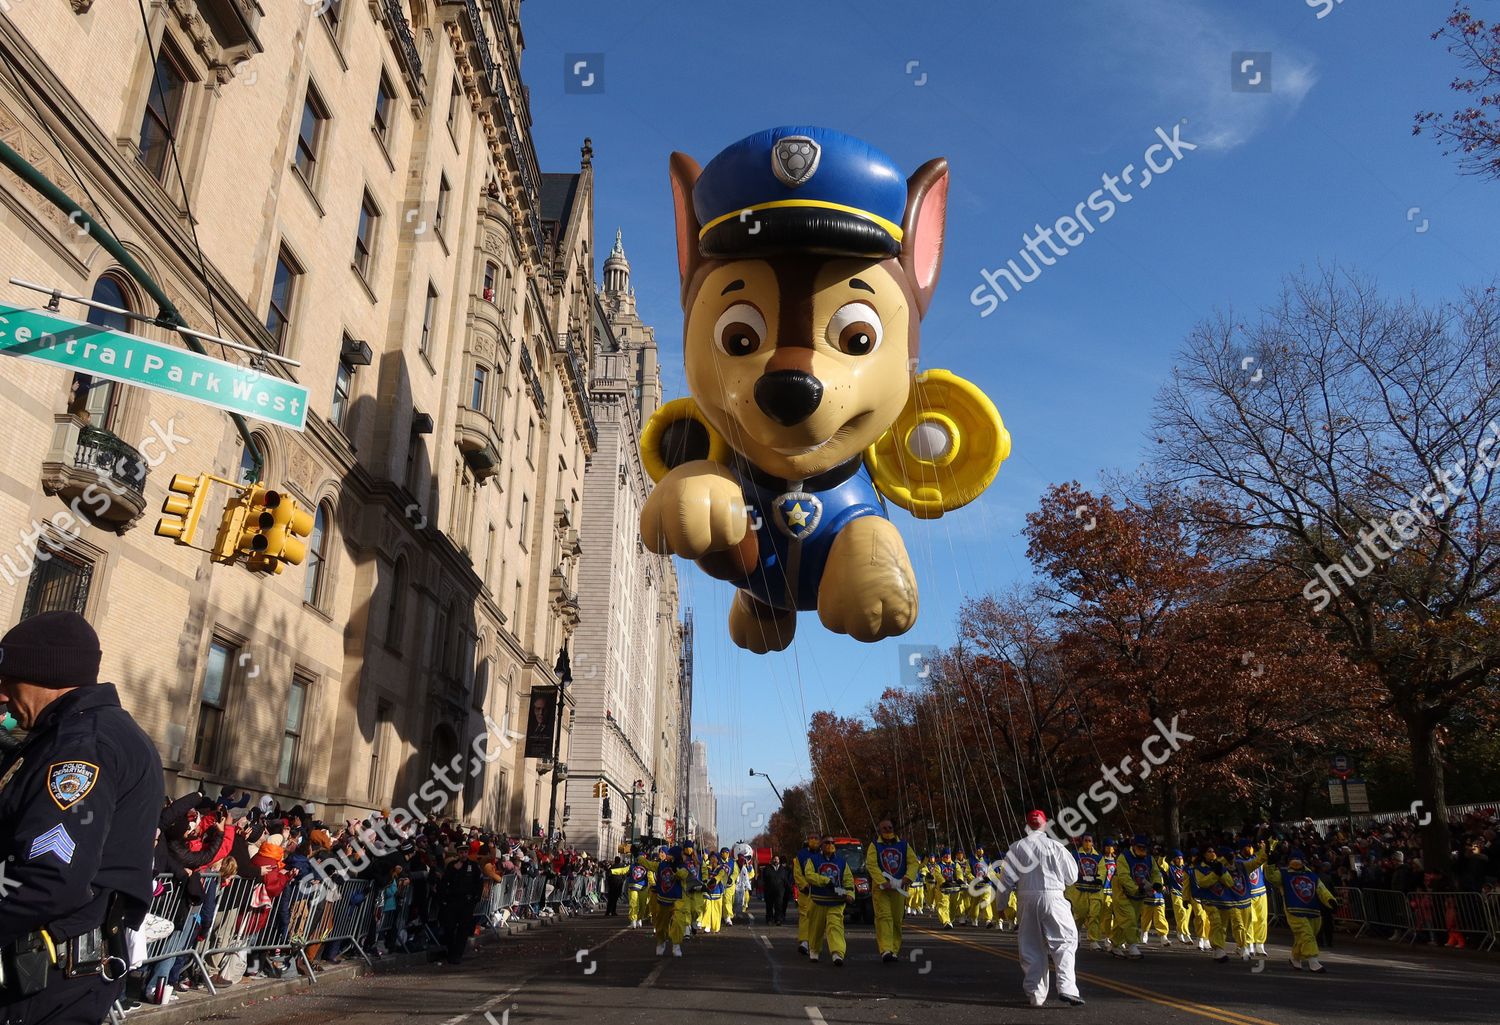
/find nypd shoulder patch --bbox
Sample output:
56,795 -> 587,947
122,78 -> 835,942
48,761 -> 99,811
29,824 -> 77,864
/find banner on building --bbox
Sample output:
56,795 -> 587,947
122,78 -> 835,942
523,686 -> 558,759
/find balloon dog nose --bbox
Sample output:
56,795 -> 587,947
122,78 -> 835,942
754,370 -> 825,427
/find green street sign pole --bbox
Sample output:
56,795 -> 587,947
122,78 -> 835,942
0,304 -> 309,431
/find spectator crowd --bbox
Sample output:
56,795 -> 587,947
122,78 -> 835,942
124,786 -> 608,1011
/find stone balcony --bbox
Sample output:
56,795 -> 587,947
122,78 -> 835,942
455,405 -> 502,482
40,414 -> 149,533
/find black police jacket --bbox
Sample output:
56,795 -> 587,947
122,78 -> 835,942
0,684 -> 164,946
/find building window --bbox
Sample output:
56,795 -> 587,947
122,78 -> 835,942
277,677 -> 309,787
471,364 -> 488,412
331,345 -> 353,430
434,175 -> 450,237
138,43 -> 189,183
386,557 -> 407,649
373,70 -> 395,144
322,0 -> 342,36
303,502 -> 329,606
420,282 -> 437,355
294,83 -> 329,184
448,77 -> 462,137
68,276 -> 133,430
265,246 -> 301,350
526,418 -> 535,462
239,436 -> 264,484
354,191 -> 378,279
484,524 -> 496,585
20,545 -> 92,620
483,262 -> 497,303
194,640 -> 235,770
519,494 -> 529,542
513,581 -> 522,627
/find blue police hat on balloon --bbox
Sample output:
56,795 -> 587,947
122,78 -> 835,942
692,125 -> 909,259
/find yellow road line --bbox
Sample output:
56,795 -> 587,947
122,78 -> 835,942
913,927 -> 1284,1025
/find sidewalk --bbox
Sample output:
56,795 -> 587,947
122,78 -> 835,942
125,913 -> 557,1025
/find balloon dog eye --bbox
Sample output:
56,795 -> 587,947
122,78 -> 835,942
827,302 -> 883,356
714,303 -> 765,357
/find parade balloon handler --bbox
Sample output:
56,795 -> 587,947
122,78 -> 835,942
0,611 -> 164,1025
804,837 -> 857,965
994,810 -> 1085,1008
865,817 -> 920,961
640,125 -> 1011,652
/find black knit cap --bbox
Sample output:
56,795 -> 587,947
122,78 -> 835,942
0,611 -> 102,688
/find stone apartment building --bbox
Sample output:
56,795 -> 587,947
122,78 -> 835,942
563,232 -> 687,857
0,0 -> 673,835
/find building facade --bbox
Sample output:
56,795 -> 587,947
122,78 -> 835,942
688,739 -> 718,851
564,232 -> 686,857
0,0 -> 615,835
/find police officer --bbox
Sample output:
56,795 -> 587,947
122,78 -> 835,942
0,611 -> 163,1024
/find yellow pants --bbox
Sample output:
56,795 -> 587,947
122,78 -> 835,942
1111,898 -> 1143,947
1140,899 -> 1169,937
628,889 -> 649,921
1247,894 -> 1268,944
690,892 -> 706,928
873,888 -> 906,955
1287,913 -> 1321,960
805,901 -> 848,958
702,896 -> 723,933
1191,899 -> 1210,939
652,899 -> 687,945
1000,891 -> 1017,926
938,890 -> 962,926
1078,890 -> 1107,941
907,885 -> 923,913
1204,905 -> 1227,950
1224,905 -> 1249,948
925,884 -> 941,914
972,888 -> 996,925
797,892 -> 812,945
1168,893 -> 1188,935
724,884 -> 737,922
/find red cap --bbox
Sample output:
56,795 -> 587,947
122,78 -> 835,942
1026,810 -> 1048,829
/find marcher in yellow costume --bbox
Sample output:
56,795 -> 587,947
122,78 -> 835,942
794,832 -> 821,956
805,837 -> 857,964
866,817 -> 921,961
639,846 -> 691,956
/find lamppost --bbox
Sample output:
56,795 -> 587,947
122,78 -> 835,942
545,645 -> 573,840
749,767 -> 785,806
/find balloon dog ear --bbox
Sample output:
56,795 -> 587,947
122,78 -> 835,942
641,397 -> 732,483
669,152 -> 705,303
900,158 -> 949,321
865,369 -> 1010,518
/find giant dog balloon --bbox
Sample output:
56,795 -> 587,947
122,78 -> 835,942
640,126 -> 1010,652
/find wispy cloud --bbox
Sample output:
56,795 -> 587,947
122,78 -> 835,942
1097,0 -> 1317,153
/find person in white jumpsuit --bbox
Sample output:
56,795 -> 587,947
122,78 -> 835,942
995,810 -> 1086,1008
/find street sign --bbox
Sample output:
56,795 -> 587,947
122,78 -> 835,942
0,304 -> 308,430
1330,753 -> 1352,780
1328,778 -> 1346,805
1345,779 -> 1370,813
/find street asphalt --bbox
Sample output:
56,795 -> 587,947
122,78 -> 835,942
174,907 -> 1500,1025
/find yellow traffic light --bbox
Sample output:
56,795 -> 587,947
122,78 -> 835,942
211,489 -> 250,562
237,485 -> 277,558
155,473 -> 210,545
262,494 -> 315,565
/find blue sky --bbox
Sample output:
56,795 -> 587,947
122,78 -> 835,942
523,0 -> 1500,843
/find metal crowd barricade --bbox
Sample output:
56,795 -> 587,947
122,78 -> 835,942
1333,886 -> 1365,935
1359,887 -> 1416,942
130,874 -> 220,994
1428,891 -> 1494,949
1484,892 -> 1500,952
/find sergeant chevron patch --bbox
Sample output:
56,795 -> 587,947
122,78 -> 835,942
29,824 -> 77,864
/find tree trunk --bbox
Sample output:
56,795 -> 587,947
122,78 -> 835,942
1162,780 -> 1182,849
1405,711 -> 1451,871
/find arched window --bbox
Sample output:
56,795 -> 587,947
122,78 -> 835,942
239,433 -> 267,484
303,502 -> 330,606
385,557 -> 407,650
70,275 -> 132,429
